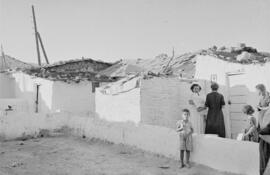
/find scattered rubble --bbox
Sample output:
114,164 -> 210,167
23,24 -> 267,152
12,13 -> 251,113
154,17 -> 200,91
10,161 -> 24,168
100,44 -> 270,79
2,44 -> 270,82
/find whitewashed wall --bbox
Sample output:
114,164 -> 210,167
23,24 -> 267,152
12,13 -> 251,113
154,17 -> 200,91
140,77 -> 192,128
51,81 -> 95,115
195,55 -> 270,136
0,99 -> 29,113
10,72 -> 95,115
0,73 -> 15,98
140,77 -> 231,137
195,55 -> 270,91
0,111 -> 259,175
12,72 -> 53,113
95,80 -> 141,123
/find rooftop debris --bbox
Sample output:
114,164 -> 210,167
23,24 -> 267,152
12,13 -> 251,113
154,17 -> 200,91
42,57 -> 113,72
0,55 -> 36,71
2,44 -> 270,82
22,58 -> 116,83
100,44 -> 270,79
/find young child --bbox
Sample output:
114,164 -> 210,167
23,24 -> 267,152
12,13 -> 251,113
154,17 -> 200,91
242,105 -> 258,142
176,109 -> 193,168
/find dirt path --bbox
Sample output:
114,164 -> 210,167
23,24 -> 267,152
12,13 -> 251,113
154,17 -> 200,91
0,136 -> 239,175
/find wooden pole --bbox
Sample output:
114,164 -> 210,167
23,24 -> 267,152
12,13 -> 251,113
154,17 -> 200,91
1,45 -> 7,70
163,47 -> 175,73
32,5 -> 41,66
37,32 -> 49,64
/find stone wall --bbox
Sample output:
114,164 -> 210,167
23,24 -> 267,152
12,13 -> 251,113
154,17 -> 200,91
140,77 -> 191,128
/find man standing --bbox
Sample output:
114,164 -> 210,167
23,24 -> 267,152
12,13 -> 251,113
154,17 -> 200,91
204,82 -> 226,138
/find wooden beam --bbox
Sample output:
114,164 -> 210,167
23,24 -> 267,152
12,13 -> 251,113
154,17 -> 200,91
32,5 -> 41,66
37,32 -> 49,64
1,45 -> 7,70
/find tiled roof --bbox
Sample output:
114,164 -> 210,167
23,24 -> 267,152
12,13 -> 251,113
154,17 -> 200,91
22,58 -> 116,83
42,57 -> 113,69
23,68 -> 116,83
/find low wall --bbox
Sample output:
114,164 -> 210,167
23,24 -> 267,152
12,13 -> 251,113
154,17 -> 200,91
0,111 -> 259,175
95,78 -> 141,123
0,98 -> 29,113
69,116 -> 259,175
0,73 -> 15,98
0,112 -> 66,140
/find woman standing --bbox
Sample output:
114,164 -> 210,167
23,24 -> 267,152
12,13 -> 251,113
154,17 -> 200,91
204,82 -> 226,138
256,84 -> 270,175
189,83 -> 207,134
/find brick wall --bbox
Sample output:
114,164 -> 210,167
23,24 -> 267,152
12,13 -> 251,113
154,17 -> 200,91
140,77 -> 193,129
48,60 -> 111,73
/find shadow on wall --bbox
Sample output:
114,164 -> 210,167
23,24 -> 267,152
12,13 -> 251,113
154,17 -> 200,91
12,73 -> 51,113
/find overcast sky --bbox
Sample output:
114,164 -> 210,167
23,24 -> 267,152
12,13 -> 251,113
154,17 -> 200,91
1,0 -> 270,64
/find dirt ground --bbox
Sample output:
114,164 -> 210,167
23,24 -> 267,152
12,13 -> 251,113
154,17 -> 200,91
0,136 -> 239,175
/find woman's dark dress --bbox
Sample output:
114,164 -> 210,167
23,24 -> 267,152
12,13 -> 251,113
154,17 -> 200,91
205,91 -> 226,138
259,123 -> 270,175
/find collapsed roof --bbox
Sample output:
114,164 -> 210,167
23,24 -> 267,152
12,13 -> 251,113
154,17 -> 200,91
100,44 -> 270,79
3,44 -> 270,82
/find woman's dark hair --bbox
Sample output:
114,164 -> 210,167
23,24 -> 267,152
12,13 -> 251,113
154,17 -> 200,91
256,84 -> 266,96
242,105 -> 255,115
190,84 -> 202,92
211,82 -> 219,91
182,108 -> 190,115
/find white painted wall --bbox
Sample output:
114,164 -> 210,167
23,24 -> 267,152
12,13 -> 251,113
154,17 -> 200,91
195,55 -> 270,91
51,81 -> 95,115
0,73 -> 15,98
0,111 -> 259,175
195,55 -> 270,136
0,99 -> 29,113
12,72 -> 53,113
9,72 -> 95,115
140,77 -> 231,137
0,112 -> 67,140
95,81 -> 140,123
140,77 -> 192,128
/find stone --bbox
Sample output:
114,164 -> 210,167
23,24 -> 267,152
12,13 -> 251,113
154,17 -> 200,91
264,57 -> 270,62
236,51 -> 253,62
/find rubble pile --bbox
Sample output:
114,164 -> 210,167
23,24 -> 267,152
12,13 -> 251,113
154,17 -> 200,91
2,44 -> 270,82
100,44 -> 270,79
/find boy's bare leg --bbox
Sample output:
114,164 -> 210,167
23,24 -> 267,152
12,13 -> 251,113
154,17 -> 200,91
179,150 -> 185,168
186,151 -> 191,168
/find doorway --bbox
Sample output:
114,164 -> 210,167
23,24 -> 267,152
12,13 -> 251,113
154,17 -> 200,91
226,72 -> 249,139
